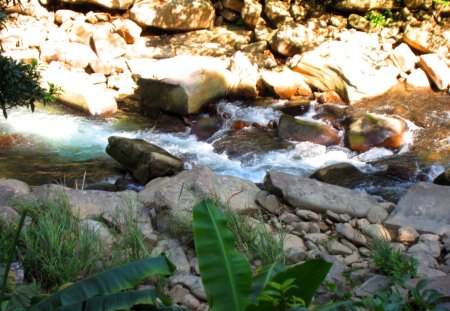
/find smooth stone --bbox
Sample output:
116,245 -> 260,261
0,179 -> 31,206
335,223 -> 367,246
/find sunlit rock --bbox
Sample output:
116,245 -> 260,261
329,0 -> 394,12
228,51 -> 259,99
112,18 -> 142,44
278,115 -> 340,146
419,54 -> 450,90
260,67 -> 312,99
390,43 -> 417,73
269,22 -> 318,57
406,68 -> 431,89
106,136 -> 183,184
347,113 -> 406,151
60,0 -> 134,10
222,0 -> 244,12
92,31 -> 127,60
2,48 -> 39,63
241,0 -> 262,29
54,9 -> 83,25
130,0 -> 215,31
264,1 -> 292,28
403,24 -> 449,55
137,56 -> 232,115
39,41 -> 98,68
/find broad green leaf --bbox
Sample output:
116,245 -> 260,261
193,199 -> 252,311
249,263 -> 286,304
271,259 -> 332,307
30,256 -> 173,311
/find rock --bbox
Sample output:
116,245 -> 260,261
112,19 -> 142,44
31,184 -> 139,219
130,0 -> 215,31
182,294 -> 200,309
279,212 -> 301,224
228,51 -> 258,99
55,9 -> 83,25
80,219 -> 115,247
433,169 -> 450,186
330,0 -> 394,12
327,240 -> 353,256
68,20 -> 95,45
362,224 -> 391,241
419,54 -> 450,90
318,252 -> 349,291
397,226 -> 419,243
260,67 -> 312,99
335,223 -> 367,246
264,1 -> 292,28
310,163 -> 366,187
2,48 -> 39,63
85,12 -> 111,24
408,240 -> 441,258
347,113 -> 406,152
42,65 -> 117,116
347,14 -> 370,32
106,136 -> 183,184
403,24 -> 449,55
264,172 -> 384,218
0,206 -> 20,225
169,285 -> 190,304
405,276 -> 450,309
385,183 -> 450,236
92,31 -> 127,61
295,209 -> 320,222
390,43 -> 417,73
39,41 -> 98,68
256,191 -> 281,215
355,275 -> 390,297
283,234 -> 306,263
241,0 -> 262,29
190,117 -> 223,140
269,22 -> 318,57
60,0 -> 133,9
169,275 -> 206,300
0,179 -> 30,206
367,205 -> 389,224
406,68 -> 431,89
166,247 -> 190,274
277,115 -> 340,146
137,56 -> 231,115
289,40 -> 399,104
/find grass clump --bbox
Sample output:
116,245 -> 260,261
370,237 -> 418,284
15,193 -> 104,290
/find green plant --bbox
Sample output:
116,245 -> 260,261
192,199 -> 332,311
365,9 -> 393,28
29,256 -> 183,311
16,193 -> 105,290
224,207 -> 286,267
433,0 -> 450,6
370,237 -> 417,284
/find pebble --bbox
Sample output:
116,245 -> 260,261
295,209 -> 320,221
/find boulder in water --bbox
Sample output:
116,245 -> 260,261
190,117 -> 223,140
277,114 -> 340,146
106,136 -> 184,184
347,113 -> 406,151
260,67 -> 312,99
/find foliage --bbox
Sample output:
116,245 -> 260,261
369,237 -> 417,284
16,194 -> 105,290
29,256 -> 181,311
192,199 -> 332,311
365,9 -> 393,28
224,207 -> 286,268
433,0 -> 450,6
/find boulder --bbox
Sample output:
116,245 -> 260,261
0,179 -> 31,206
264,171 -> 384,218
264,1 -> 292,28
385,182 -> 450,235
39,41 -> 98,68
330,0 -> 394,12
60,0 -> 134,10
92,31 -> 127,61
106,136 -> 184,184
228,51 -> 259,99
277,115 -> 340,146
289,40 -> 399,104
347,113 -> 406,151
190,117 -> 223,140
269,22 -> 318,57
390,43 -> 417,73
260,67 -> 312,99
310,163 -> 366,187
112,19 -> 142,44
42,65 -> 117,116
406,68 -> 431,89
137,56 -> 231,115
0,206 -> 20,225
403,24 -> 449,55
433,169 -> 450,186
419,54 -> 450,90
130,0 -> 215,31
241,0 -> 262,29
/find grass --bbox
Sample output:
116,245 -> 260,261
369,237 -> 418,284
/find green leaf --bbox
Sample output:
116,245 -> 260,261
193,199 -> 252,311
30,256 -> 173,311
270,259 -> 332,307
249,263 -> 286,304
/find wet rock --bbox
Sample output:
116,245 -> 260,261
347,113 -> 406,151
316,91 -> 346,105
433,169 -> 450,186
228,51 -> 259,99
277,115 -> 340,146
260,67 -> 312,99
269,22 -> 319,57
310,163 -> 366,188
137,56 -> 231,115
190,117 -> 223,140
0,179 -> 30,206
106,136 -> 183,184
385,182 -> 450,235
264,172 -> 384,218
130,0 -> 215,31
397,226 -> 419,243
335,223 -> 367,246
419,54 -> 450,90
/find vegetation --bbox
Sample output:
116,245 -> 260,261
365,9 -> 393,28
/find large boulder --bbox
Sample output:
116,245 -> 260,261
385,183 -> 450,236
137,56 -> 232,115
403,24 -> 449,55
347,113 -> 406,152
130,0 -> 215,31
264,171 -> 384,218
419,54 -> 450,90
138,166 -> 259,237
0,179 -> 30,206
288,39 -> 399,104
106,136 -> 184,184
41,65 -> 117,116
277,114 -> 340,146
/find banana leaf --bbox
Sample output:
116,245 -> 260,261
192,199 -> 252,311
248,262 -> 286,304
30,256 -> 174,311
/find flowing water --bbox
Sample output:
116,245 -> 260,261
0,88 -> 448,197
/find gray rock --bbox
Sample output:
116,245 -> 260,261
0,179 -> 30,206
318,252 -> 350,291
80,219 -> 116,247
367,205 -> 389,224
169,285 -> 190,304
397,226 -> 419,243
419,234 -> 440,242
385,183 -> 450,235
106,136 -> 183,185
296,209 -> 320,221
279,212 -> 301,224
256,191 -> 281,214
0,206 -> 20,225
335,223 -> 367,246
362,224 -> 392,241
408,240 -> 442,258
327,240 -> 353,256
264,172 -> 383,218
355,275 -> 390,297
443,232 -> 450,252
344,252 -> 362,265
326,210 -> 341,222
169,275 -> 206,300
304,233 -> 329,244
167,247 -> 191,275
